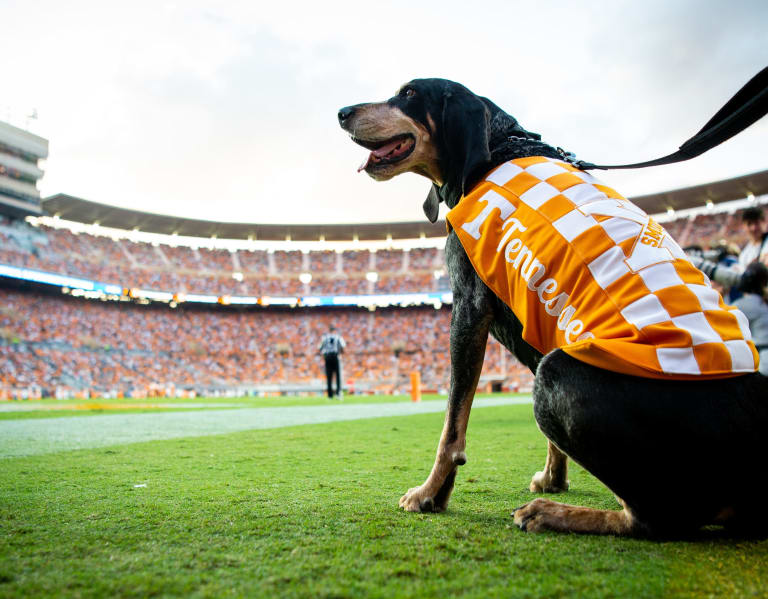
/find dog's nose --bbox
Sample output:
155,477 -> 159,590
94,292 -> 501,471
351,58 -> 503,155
338,106 -> 356,126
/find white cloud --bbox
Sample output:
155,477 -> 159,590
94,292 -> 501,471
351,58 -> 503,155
2,0 -> 767,224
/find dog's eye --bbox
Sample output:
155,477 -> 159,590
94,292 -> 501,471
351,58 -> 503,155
404,87 -> 416,98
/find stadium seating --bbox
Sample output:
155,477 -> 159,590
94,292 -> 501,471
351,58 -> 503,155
3,208 -> 756,299
0,203 -> 764,400
0,288 -> 530,399
0,222 -> 447,297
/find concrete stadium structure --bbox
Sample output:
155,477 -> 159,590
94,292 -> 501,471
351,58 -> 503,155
0,120 -> 48,218
42,169 -> 768,242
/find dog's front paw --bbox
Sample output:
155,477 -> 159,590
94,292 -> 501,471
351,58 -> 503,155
399,463 -> 459,513
512,498 -> 562,532
529,470 -> 569,494
399,486 -> 441,513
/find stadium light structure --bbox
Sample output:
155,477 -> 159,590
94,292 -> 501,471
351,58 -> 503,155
184,294 -> 219,303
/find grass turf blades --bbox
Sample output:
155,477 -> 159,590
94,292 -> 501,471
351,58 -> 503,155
1,401 -> 766,598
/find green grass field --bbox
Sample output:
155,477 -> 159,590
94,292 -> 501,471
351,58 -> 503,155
1,397 -> 767,598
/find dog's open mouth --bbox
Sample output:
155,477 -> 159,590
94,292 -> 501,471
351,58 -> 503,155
353,134 -> 415,172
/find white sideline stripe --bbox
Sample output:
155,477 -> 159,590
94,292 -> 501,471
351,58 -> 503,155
0,402 -> 246,413
0,397 -> 532,458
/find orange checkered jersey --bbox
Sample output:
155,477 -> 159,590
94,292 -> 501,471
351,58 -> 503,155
446,156 -> 758,379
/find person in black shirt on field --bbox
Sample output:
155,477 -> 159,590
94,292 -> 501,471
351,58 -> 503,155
318,325 -> 346,399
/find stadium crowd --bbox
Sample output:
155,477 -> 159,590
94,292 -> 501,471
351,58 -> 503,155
1,206 -> 762,300
0,220 -> 447,296
2,200 -> 768,400
0,288 -> 526,399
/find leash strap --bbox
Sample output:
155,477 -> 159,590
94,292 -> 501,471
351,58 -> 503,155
574,66 -> 768,171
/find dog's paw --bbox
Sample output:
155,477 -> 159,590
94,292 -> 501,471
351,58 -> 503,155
529,470 -> 569,494
512,498 -> 561,532
399,486 -> 442,513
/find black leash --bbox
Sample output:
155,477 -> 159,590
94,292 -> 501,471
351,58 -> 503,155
572,66 -> 768,171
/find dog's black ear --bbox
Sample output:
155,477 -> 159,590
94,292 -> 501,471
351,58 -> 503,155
441,89 -> 491,196
423,184 -> 442,223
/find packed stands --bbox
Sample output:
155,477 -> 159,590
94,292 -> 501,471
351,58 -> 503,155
2,197 -> 767,400
372,249 -> 404,273
4,207 -> 763,301
662,209 -> 750,250
408,247 -> 440,270
341,249 -> 371,273
273,250 -> 303,273
309,250 -> 337,273
0,221 -> 448,297
0,288 -> 529,399
238,248 -> 269,273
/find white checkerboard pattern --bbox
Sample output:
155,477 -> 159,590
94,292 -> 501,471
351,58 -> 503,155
480,156 -> 757,376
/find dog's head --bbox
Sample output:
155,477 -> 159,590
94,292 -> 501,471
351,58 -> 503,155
338,78 -> 541,222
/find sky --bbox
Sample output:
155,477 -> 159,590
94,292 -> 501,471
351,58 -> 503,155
2,0 -> 767,226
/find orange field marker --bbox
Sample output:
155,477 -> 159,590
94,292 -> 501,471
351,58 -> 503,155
410,371 -> 421,403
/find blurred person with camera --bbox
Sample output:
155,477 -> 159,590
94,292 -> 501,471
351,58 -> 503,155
733,262 -> 768,375
739,207 -> 768,268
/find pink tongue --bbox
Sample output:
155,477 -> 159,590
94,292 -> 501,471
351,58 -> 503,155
357,155 -> 372,172
357,138 -> 406,172
371,138 -> 403,158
